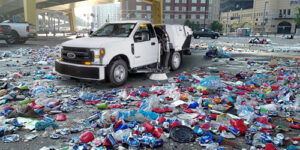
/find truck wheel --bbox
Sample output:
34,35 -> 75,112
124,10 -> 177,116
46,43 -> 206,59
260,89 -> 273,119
108,59 -> 128,86
170,51 -> 181,71
5,30 -> 19,44
211,36 -> 216,39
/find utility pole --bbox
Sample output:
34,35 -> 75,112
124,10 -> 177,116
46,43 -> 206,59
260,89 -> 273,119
261,1 -> 268,36
226,11 -> 229,36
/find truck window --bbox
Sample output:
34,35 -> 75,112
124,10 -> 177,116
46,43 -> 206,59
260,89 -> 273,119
91,23 -> 136,37
147,24 -> 156,38
134,24 -> 152,42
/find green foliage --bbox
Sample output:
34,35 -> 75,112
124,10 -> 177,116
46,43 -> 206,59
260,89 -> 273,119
209,21 -> 223,32
294,7 -> 300,27
231,22 -> 244,31
184,19 -> 202,31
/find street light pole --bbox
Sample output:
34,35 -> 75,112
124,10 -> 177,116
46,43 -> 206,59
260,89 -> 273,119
226,11 -> 229,36
261,1 -> 268,36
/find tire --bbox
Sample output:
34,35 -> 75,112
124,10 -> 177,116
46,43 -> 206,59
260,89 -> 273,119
107,59 -> 128,86
18,38 -> 28,44
5,30 -> 19,44
211,35 -> 216,39
170,51 -> 182,71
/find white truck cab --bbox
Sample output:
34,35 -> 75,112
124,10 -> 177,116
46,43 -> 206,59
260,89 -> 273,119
55,20 -> 192,86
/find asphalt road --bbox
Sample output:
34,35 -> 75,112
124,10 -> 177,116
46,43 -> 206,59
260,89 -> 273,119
0,36 -> 299,150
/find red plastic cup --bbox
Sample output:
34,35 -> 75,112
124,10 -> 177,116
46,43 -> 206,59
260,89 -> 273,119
79,131 -> 95,143
170,121 -> 181,128
143,122 -> 155,133
157,116 -> 166,124
153,128 -> 164,138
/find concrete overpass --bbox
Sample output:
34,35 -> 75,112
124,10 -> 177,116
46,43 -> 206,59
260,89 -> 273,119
0,0 -> 163,32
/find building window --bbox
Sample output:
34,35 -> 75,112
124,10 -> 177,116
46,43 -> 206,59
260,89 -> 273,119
191,14 -> 196,19
181,14 -> 186,19
175,0 -> 179,3
165,0 -> 171,3
201,0 -> 206,3
279,9 -> 282,17
200,14 -> 205,19
146,6 -> 151,11
200,7 -> 205,12
192,0 -> 197,3
165,14 -> 170,19
209,7 -> 212,12
182,6 -> 186,12
283,9 -> 286,15
182,0 -> 187,3
175,6 -> 179,11
174,14 -> 179,19
192,6 -> 197,11
136,5 -> 142,10
288,9 -> 291,15
209,0 -> 212,4
165,6 -> 171,11
136,13 -> 141,19
147,14 -> 151,19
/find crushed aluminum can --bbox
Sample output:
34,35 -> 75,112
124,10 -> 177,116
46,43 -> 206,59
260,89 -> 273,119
57,128 -> 70,135
71,126 -> 84,133
2,134 -> 19,142
150,138 -> 164,148
88,112 -> 100,122
228,126 -> 240,136
43,115 -> 54,122
49,133 -> 61,139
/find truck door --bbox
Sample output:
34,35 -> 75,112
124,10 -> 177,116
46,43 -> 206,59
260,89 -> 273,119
133,24 -> 158,66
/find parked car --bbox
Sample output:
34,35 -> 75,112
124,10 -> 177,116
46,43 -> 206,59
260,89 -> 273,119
0,25 -> 12,43
193,29 -> 220,39
0,21 -> 37,44
55,20 -> 192,86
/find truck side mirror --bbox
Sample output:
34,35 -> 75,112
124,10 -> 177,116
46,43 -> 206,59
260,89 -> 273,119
134,32 -> 149,42
141,32 -> 150,41
134,33 -> 142,42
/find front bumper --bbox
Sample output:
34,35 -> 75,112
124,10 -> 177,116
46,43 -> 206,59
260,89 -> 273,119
55,60 -> 105,80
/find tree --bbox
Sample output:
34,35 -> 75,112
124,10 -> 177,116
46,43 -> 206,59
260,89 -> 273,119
184,20 -> 202,31
184,19 -> 192,27
210,21 -> 223,32
294,7 -> 300,27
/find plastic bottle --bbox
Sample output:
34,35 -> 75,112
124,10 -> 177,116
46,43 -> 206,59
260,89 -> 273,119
252,132 -> 264,147
19,98 -> 32,105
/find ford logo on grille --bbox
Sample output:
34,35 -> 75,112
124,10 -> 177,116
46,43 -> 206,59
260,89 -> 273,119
67,52 -> 76,59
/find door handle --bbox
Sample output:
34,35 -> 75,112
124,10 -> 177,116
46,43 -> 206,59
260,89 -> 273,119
151,42 -> 155,45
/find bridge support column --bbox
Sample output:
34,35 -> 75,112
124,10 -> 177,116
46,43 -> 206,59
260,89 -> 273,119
23,0 -> 36,25
68,8 -> 76,32
143,0 -> 163,24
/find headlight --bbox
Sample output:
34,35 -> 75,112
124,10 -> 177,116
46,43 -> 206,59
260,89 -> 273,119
90,48 -> 104,64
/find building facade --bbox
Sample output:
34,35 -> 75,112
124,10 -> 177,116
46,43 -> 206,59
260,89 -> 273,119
120,0 -> 220,27
220,0 -> 300,34
92,2 -> 120,29
220,0 -> 253,12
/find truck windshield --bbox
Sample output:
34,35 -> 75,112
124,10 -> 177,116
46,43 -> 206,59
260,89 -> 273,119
91,23 -> 136,37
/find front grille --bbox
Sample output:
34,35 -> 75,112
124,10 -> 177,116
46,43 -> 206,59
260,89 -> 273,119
62,47 -> 94,64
